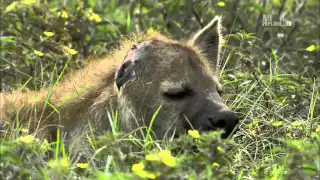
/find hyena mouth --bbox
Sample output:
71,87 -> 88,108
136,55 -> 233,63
200,126 -> 239,139
221,127 -> 239,139
186,110 -> 240,139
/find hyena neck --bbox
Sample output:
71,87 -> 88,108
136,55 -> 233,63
115,95 -> 139,132
82,86 -> 139,136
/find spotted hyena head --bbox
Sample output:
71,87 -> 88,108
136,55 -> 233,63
115,17 -> 239,138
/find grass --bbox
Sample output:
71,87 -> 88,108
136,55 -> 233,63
1,1 -> 319,179
1,28 -> 319,180
1,53 -> 319,179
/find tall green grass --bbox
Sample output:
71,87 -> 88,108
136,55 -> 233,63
1,1 -> 319,179
1,49 -> 319,179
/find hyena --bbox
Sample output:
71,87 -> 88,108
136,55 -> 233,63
0,16 -> 239,147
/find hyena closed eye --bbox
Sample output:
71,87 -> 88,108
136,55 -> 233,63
0,16 -> 239,145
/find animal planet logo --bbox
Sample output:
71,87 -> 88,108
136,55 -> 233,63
262,14 -> 292,27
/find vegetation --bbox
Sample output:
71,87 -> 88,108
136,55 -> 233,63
1,0 -> 319,179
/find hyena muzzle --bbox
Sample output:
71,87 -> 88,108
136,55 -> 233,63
0,16 -> 239,144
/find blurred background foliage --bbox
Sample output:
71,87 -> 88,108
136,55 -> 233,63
0,0 -> 319,91
1,1 -> 320,179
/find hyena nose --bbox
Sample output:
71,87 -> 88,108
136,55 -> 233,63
208,110 -> 239,138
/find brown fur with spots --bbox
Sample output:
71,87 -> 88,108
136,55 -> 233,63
0,17 -> 239,147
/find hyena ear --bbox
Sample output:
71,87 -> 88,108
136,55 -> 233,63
190,16 -> 223,71
115,61 -> 135,90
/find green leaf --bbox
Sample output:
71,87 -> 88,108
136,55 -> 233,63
0,36 -> 15,43
286,140 -> 304,151
88,0 -> 96,8
0,145 -> 11,154
272,0 -> 281,6
303,163 -> 317,175
109,0 -> 116,12
126,11 -> 131,33
250,2 -> 265,12
240,80 -> 252,87
5,1 -> 18,13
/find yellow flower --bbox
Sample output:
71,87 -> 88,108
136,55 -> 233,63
249,129 -> 257,136
48,160 -> 56,168
286,133 -> 293,139
132,162 -> 144,172
291,120 -> 303,127
5,2 -> 18,13
40,139 -> 50,151
188,130 -> 200,138
63,46 -> 78,55
146,172 -> 156,179
272,121 -> 283,127
158,149 -> 171,158
91,13 -> 102,22
61,158 -> 69,169
306,45 -> 316,52
147,28 -> 155,35
86,10 -> 102,23
217,1 -> 225,7
217,146 -> 225,153
20,128 -> 29,133
135,170 -> 156,179
43,31 -> 55,37
270,176 -> 277,180
135,170 -> 148,178
34,50 -> 44,56
22,0 -> 36,5
76,163 -> 89,169
132,162 -> 158,179
57,11 -> 68,19
212,162 -> 220,167
316,125 -> 320,133
48,158 -> 69,169
19,135 -> 34,144
158,150 -> 177,167
161,155 -> 177,167
146,154 -> 160,162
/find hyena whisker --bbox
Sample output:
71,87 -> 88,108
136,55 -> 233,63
125,106 -> 146,139
89,145 -> 108,166
183,114 -> 195,130
137,84 -> 151,115
162,118 -> 179,142
34,124 -> 64,137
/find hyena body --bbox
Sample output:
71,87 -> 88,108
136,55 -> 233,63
0,17 -> 239,146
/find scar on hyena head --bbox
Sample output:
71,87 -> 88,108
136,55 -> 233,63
119,44 -> 140,67
118,41 -> 150,71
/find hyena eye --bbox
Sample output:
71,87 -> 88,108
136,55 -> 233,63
163,88 -> 194,100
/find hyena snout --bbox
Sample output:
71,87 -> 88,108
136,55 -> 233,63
204,109 -> 239,138
191,99 -> 239,138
